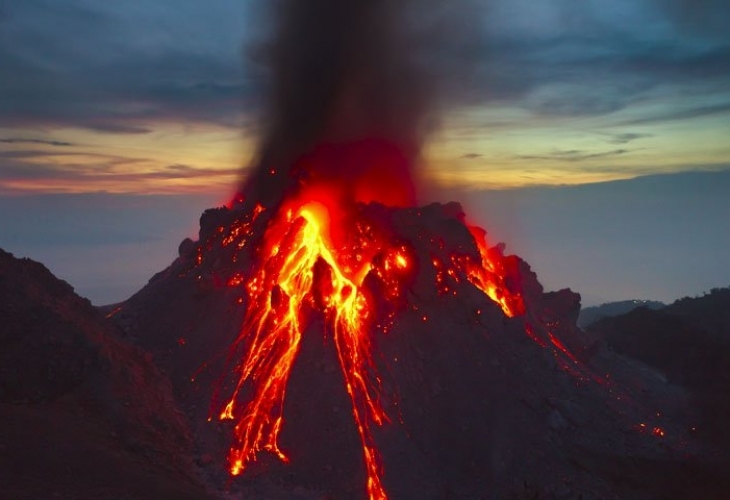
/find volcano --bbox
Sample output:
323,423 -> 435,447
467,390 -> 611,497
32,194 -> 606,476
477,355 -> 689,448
107,142 -> 711,498
19,1 -> 719,497
1,1 -> 728,498
100,1 -> 720,496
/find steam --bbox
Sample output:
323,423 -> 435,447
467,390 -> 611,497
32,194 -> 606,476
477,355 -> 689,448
240,0 -> 484,204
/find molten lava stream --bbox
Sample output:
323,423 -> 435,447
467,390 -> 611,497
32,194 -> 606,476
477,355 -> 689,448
220,202 -> 389,500
216,193 -> 538,500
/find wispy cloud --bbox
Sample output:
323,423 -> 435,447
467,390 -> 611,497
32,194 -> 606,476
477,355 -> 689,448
0,146 -> 240,194
605,133 -> 653,145
516,149 -> 630,162
622,101 -> 730,126
0,149 -> 146,166
0,138 -> 75,147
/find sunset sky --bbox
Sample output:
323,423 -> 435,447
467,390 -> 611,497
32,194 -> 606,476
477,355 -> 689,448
1,0 -> 729,305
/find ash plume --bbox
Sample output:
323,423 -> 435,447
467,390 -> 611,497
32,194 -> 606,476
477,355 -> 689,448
240,0 -> 483,205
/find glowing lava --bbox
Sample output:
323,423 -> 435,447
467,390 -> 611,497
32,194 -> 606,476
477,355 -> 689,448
218,200 -> 397,500
209,184 -> 531,499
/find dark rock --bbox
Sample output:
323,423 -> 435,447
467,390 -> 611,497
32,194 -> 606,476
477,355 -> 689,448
179,237 -> 197,259
197,454 -> 214,467
548,409 -> 569,430
0,249 -> 207,499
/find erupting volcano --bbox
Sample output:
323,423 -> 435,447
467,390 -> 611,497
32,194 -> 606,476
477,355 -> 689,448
203,138 -> 529,499
195,4 -> 561,494
3,1 -> 729,499
171,133 -> 679,498
104,1 -> 707,498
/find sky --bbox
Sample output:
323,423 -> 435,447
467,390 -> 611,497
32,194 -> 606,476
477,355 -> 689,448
1,0 -> 729,305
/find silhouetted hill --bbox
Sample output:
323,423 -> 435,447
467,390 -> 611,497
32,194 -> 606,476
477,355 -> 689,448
578,300 -> 666,328
586,287 -> 730,463
0,249 -> 209,500
664,288 -> 730,342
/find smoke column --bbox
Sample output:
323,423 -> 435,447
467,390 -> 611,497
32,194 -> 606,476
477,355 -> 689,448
238,0 -> 483,208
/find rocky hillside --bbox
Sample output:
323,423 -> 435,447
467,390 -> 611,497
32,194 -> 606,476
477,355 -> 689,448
0,249 -> 208,500
585,287 -> 730,465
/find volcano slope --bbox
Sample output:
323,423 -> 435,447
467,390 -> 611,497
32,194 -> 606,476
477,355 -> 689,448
585,288 -> 730,469
0,249 -> 207,500
109,199 -> 720,500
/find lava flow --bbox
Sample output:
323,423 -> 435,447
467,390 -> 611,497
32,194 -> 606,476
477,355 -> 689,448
207,159 -> 529,500
219,200 -> 392,500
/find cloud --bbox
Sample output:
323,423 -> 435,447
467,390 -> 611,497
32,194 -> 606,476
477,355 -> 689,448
516,149 -> 630,162
0,154 -> 236,181
0,138 -> 74,147
622,101 -> 730,126
131,164 -> 241,181
83,123 -> 153,135
0,1 -> 255,133
460,153 -> 483,159
0,142 -> 239,195
0,41 -> 251,133
477,7 -> 730,117
0,152 -> 147,184
606,133 -> 653,145
1,0 -> 729,137
656,0 -> 730,37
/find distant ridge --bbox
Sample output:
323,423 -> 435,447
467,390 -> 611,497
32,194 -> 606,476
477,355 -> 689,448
578,299 -> 666,328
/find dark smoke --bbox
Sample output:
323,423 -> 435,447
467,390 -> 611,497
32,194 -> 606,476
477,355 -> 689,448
239,0 -> 483,206
263,0 -> 427,157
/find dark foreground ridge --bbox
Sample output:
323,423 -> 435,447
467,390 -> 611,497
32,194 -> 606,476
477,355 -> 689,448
0,249 -> 207,500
